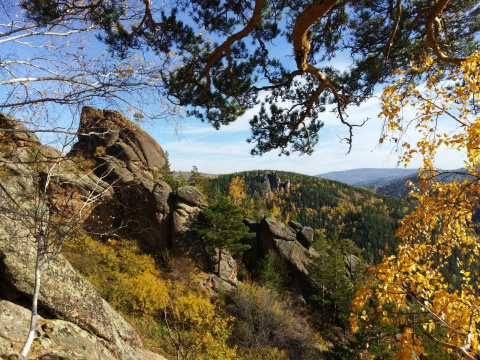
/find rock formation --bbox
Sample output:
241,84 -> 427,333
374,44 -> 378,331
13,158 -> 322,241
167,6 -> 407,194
253,217 -> 317,276
69,107 -> 173,249
247,216 -> 360,295
256,171 -> 291,198
0,108 -> 178,359
0,107 -> 246,359
70,107 -> 166,177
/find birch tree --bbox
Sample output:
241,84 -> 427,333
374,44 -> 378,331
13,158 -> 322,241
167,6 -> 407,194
0,127 -> 118,356
0,0 -> 181,130
351,52 -> 480,359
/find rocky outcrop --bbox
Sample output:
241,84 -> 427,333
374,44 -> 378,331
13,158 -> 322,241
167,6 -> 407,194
255,217 -> 316,276
0,300 -> 118,360
255,172 -> 291,198
0,113 -> 40,148
0,209 -> 142,360
0,300 -> 169,360
172,186 -> 205,248
70,107 -> 166,177
67,107 -> 173,249
343,253 -> 361,280
0,109 -> 175,359
171,186 -> 207,261
250,217 -> 362,296
171,187 -> 239,286
0,108 -> 241,359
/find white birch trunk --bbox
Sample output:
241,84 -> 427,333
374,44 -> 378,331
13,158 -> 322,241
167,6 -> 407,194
21,253 -> 43,356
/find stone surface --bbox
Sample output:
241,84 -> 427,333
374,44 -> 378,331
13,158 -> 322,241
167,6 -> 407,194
257,217 -> 314,276
70,107 -> 166,176
176,186 -> 205,208
343,253 -> 361,280
0,300 -> 120,360
136,348 -> 168,360
0,109 -> 213,359
288,220 -> 303,232
171,186 -> 205,255
66,107 -> 173,249
217,249 -> 238,283
254,217 -> 361,297
298,226 -> 314,249
0,113 -> 40,146
0,165 -> 142,360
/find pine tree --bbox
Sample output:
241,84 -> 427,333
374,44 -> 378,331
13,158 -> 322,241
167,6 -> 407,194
194,195 -> 252,275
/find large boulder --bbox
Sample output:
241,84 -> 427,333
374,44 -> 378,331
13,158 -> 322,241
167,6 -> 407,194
171,186 -> 206,257
0,113 -> 40,147
0,300 -> 117,360
0,113 -> 62,162
67,107 -> 172,249
70,107 -> 166,177
172,186 -> 205,247
256,218 -> 315,276
0,211 -> 142,360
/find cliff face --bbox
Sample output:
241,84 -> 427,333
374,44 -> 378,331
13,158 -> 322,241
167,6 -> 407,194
0,108 -> 184,359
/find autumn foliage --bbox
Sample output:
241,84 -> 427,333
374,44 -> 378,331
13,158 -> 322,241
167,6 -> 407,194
352,52 -> 480,359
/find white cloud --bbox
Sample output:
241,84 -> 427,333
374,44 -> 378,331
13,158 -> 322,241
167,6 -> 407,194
152,87 -> 466,176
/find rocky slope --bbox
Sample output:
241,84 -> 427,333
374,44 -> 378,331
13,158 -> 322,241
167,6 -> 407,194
0,109 -> 178,359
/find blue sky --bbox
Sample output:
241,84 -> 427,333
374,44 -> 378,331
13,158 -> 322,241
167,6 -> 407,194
1,4 -> 466,176
145,93 -> 466,176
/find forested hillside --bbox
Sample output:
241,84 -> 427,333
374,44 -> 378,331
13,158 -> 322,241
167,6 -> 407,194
210,170 -> 414,264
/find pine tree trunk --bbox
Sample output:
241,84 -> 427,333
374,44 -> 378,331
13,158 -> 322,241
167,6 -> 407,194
217,247 -> 222,277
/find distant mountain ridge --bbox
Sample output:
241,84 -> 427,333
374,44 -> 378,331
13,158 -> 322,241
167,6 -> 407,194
315,168 -> 418,186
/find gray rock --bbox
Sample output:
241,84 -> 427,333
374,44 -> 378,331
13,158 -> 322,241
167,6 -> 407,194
217,249 -> 237,283
136,348 -> 168,360
0,300 -> 120,360
0,168 -> 142,360
176,186 -> 205,208
343,253 -> 361,280
70,107 -> 166,176
208,275 -> 236,293
262,217 -> 296,242
297,226 -> 314,249
288,220 -> 303,232
171,186 -> 206,259
0,113 -> 39,146
258,218 -> 313,276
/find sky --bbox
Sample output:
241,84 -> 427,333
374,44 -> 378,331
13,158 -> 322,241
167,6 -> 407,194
144,94 -> 466,176
1,4 -> 467,177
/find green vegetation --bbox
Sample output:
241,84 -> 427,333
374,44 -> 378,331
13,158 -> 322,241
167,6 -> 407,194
194,194 -> 252,275
210,170 -> 414,263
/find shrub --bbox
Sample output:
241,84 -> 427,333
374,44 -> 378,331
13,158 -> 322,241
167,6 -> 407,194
226,283 -> 320,359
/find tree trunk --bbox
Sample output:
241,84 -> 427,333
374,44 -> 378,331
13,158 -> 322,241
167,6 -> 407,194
21,265 -> 42,356
217,247 -> 222,277
21,208 -> 46,357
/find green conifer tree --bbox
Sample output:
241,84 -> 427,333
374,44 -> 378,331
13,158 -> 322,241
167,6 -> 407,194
195,195 -> 251,275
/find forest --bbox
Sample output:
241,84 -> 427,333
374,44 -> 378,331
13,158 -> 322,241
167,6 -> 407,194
1,0 -> 480,359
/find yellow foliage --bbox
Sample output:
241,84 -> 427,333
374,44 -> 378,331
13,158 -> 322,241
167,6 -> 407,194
228,176 -> 246,205
127,272 -> 169,314
269,204 -> 281,219
65,237 -> 238,359
173,294 -> 216,325
352,52 -> 480,359
169,294 -> 238,360
94,146 -> 107,156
